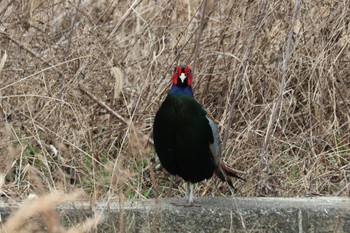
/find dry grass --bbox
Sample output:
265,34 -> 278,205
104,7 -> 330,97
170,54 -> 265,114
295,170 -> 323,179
0,190 -> 102,233
0,0 -> 349,230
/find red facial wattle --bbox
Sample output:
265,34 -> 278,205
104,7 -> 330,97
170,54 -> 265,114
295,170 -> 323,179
172,65 -> 192,86
184,65 -> 192,86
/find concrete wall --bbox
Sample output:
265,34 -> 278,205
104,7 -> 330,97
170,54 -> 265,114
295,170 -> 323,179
0,197 -> 349,232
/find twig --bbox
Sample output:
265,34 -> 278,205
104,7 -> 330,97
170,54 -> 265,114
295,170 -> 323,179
200,5 -> 238,102
261,0 -> 300,163
335,182 -> 350,196
0,31 -> 64,76
163,1 -> 218,73
78,84 -> 154,145
0,0 -> 15,20
61,0 -> 82,98
108,0 -> 143,38
222,3 -> 268,150
78,84 -> 127,124
192,0 -> 209,74
158,1 -> 205,71
0,56 -> 85,92
58,0 -> 82,140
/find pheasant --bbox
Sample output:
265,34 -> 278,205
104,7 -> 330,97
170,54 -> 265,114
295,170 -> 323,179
153,65 -> 243,205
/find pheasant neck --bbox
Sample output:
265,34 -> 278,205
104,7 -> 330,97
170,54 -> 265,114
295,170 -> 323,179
169,85 -> 193,96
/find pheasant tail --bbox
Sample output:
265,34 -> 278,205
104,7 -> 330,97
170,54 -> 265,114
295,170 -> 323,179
216,162 -> 245,189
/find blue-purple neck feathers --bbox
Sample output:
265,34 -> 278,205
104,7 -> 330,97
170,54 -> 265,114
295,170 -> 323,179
169,85 -> 193,96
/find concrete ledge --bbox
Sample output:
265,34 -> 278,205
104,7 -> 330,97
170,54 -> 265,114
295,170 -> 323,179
0,197 -> 349,232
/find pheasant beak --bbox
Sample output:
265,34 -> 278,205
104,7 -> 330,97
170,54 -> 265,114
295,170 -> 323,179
179,72 -> 186,83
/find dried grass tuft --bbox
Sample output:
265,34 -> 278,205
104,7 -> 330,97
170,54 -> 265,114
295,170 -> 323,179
111,67 -> 124,100
2,191 -> 101,232
0,50 -> 7,76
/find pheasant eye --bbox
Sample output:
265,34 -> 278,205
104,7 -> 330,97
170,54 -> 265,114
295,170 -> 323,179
184,65 -> 191,75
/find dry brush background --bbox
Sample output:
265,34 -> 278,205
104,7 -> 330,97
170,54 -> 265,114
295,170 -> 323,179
0,0 -> 349,230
